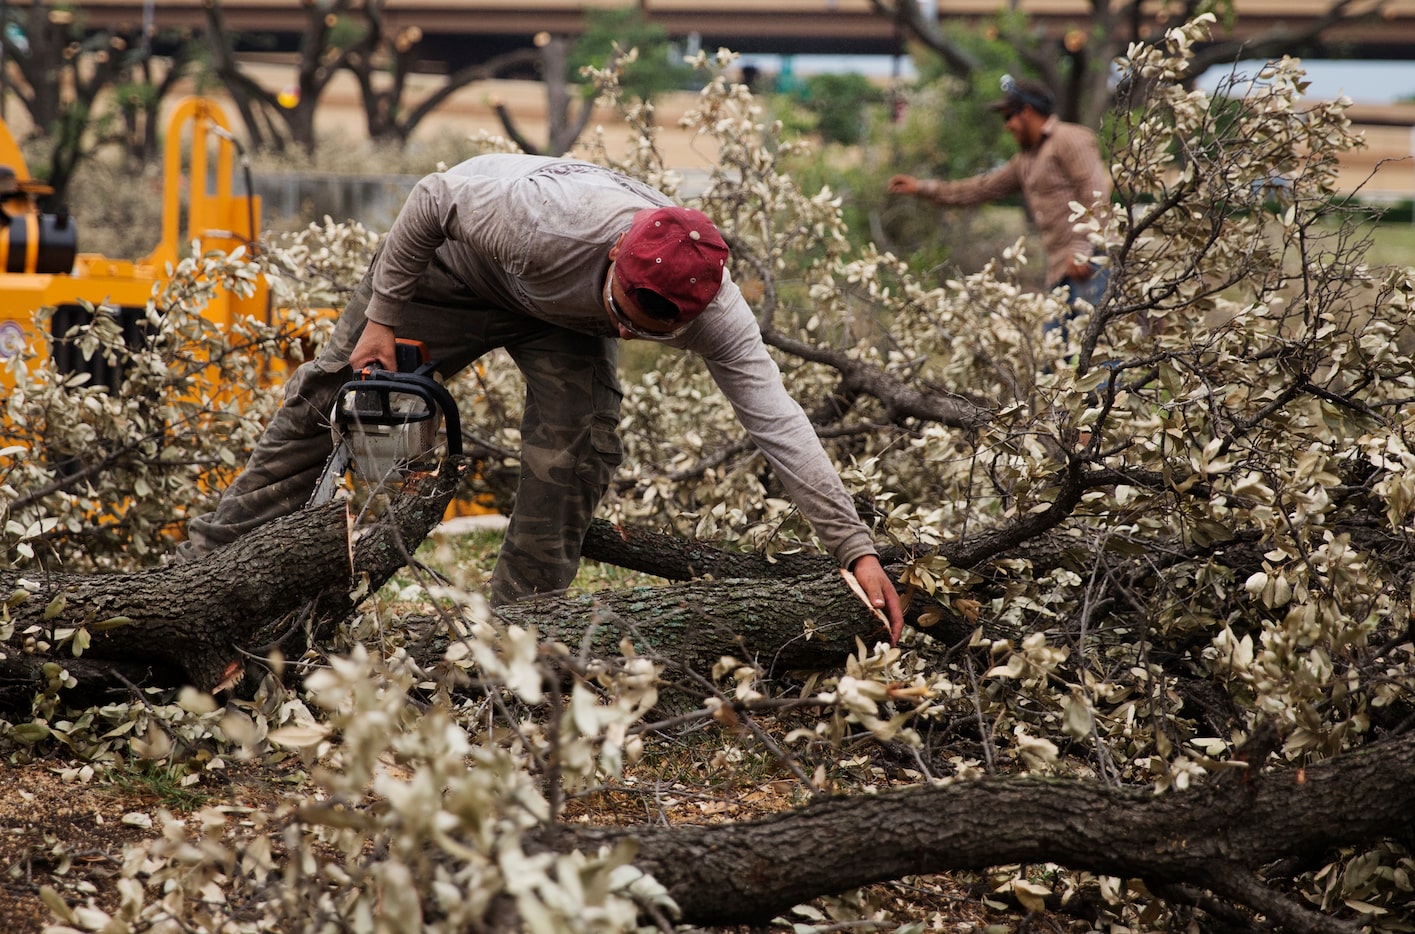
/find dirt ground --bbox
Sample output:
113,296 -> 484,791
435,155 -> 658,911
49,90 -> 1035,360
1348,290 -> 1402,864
0,747 -> 1041,932
0,759 -> 303,933
0,763 -> 136,932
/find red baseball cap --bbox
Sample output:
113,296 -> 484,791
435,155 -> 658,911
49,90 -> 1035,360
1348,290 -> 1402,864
616,207 -> 729,322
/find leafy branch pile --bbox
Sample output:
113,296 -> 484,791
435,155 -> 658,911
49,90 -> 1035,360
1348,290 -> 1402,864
5,15 -> 1415,932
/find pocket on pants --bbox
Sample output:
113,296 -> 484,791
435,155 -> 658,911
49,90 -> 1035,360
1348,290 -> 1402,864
574,368 -> 624,487
573,422 -> 623,488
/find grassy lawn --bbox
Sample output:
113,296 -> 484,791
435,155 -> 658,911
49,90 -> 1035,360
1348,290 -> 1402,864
1366,216 -> 1415,266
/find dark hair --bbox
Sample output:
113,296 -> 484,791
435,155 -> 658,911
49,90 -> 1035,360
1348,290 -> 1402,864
999,75 -> 1054,116
633,288 -> 682,323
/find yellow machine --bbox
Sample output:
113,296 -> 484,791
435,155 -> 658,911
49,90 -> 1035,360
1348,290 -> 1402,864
0,97 -> 277,383
0,98 -> 494,520
0,95 -> 285,390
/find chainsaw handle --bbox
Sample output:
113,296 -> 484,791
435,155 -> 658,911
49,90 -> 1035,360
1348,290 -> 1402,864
342,374 -> 463,457
394,339 -> 428,373
355,362 -> 439,382
351,337 -> 429,376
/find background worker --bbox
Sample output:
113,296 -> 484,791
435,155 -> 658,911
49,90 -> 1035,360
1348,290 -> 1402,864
889,75 -> 1112,321
181,153 -> 906,641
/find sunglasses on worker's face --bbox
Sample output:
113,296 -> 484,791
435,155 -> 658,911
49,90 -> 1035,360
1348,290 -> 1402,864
604,267 -> 687,341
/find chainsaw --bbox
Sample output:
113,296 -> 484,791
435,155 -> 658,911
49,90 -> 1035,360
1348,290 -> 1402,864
308,338 -> 463,507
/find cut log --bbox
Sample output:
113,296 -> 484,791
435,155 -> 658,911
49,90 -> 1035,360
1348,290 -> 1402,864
552,731 -> 1415,933
495,571 -> 893,676
580,517 -> 840,582
0,460 -> 469,698
1,500 -> 353,695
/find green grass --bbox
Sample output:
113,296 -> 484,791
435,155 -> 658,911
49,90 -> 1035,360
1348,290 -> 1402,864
104,762 -> 212,811
1365,219 -> 1415,267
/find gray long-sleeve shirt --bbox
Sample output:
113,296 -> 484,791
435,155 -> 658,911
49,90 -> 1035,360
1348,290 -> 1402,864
363,153 -> 877,569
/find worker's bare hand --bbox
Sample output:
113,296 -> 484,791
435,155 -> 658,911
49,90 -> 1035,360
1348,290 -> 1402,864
1065,259 -> 1095,281
850,554 -> 905,644
349,320 -> 397,371
888,174 -> 919,196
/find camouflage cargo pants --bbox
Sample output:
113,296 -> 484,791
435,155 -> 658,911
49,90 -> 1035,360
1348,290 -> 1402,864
182,256 -> 624,607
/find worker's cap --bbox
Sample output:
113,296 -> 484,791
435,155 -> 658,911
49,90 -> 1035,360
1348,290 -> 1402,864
616,206 -> 729,323
990,74 -> 1054,116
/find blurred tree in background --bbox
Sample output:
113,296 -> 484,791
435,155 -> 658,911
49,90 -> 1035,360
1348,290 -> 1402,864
569,6 -> 695,107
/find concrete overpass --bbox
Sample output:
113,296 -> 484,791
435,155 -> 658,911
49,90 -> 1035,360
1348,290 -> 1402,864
21,0 -> 1415,63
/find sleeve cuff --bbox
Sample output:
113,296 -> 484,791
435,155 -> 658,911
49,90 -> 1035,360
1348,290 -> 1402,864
364,296 -> 401,329
834,531 -> 879,571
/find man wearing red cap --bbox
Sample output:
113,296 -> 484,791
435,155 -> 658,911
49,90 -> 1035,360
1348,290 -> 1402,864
183,154 -> 903,640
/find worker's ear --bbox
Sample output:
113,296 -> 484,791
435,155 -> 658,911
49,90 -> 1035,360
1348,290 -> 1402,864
608,231 -> 625,261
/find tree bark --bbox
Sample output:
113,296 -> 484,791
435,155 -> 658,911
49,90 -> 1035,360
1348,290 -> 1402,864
0,461 -> 468,700
496,571 -> 892,677
580,517 -> 840,582
554,732 -> 1415,933
2,500 -> 353,696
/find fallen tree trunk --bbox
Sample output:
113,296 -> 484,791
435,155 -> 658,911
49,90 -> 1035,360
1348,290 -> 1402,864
496,571 -> 893,676
1,455 -> 893,704
580,517 -> 841,582
0,461 -> 468,701
553,730 -> 1415,934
